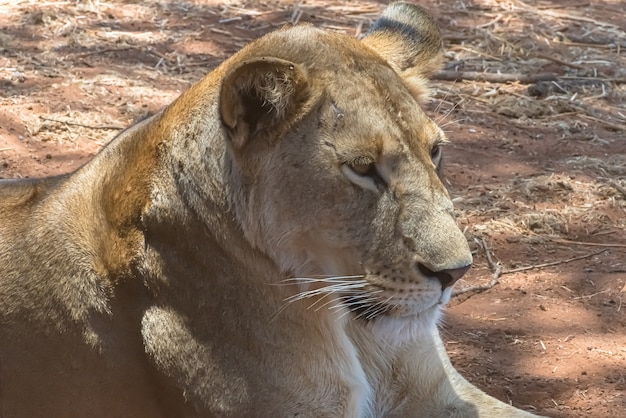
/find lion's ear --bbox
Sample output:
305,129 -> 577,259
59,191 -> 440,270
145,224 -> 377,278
361,2 -> 443,101
219,57 -> 310,149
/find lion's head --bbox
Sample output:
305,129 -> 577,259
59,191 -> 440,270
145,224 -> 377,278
218,3 -> 472,342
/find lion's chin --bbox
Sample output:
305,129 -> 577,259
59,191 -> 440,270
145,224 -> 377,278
364,305 -> 442,346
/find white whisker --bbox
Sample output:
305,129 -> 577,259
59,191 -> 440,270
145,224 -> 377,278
334,297 -> 377,312
308,286 -> 368,311
306,285 -> 364,310
283,282 -> 366,304
272,275 -> 365,286
312,294 -> 345,312
355,295 -> 393,321
283,285 -> 343,303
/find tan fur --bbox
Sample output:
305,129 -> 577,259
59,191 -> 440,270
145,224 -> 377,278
0,3 -> 542,417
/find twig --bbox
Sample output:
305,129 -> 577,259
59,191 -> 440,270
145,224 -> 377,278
0,148 -> 13,152
218,16 -> 242,24
572,289 -> 610,300
448,45 -> 503,61
454,248 -> 609,297
453,239 -> 501,296
483,238 -> 502,280
559,75 -> 626,84
72,47 -> 135,58
534,53 -> 586,70
608,180 -> 626,198
40,116 -> 125,130
514,0 -> 617,28
433,70 -> 557,84
209,28 -> 233,36
477,14 -> 503,29
583,84 -> 608,101
502,249 -> 608,275
577,114 -> 626,132
549,238 -> 626,248
537,2 -> 589,9
537,111 -> 579,120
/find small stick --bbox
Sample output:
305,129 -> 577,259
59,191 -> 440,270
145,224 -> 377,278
549,238 -> 626,248
448,46 -> 503,61
73,47 -> 134,58
40,116 -> 125,130
572,289 -> 610,300
534,53 -> 586,70
454,249 -> 608,296
502,249 -> 608,275
218,16 -> 242,24
476,14 -> 503,29
577,114 -> 626,132
0,148 -> 13,152
515,0 -> 617,28
559,75 -> 626,84
538,111 -> 579,120
583,84 -> 607,101
453,239 -> 500,296
433,70 -> 557,84
482,238 -> 502,280
209,28 -> 233,36
537,2 -> 589,9
608,181 -> 626,199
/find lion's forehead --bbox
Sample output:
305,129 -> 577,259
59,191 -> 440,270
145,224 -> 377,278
324,88 -> 439,162
320,78 -> 438,158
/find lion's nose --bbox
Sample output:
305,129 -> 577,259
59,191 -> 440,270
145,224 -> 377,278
417,263 -> 471,289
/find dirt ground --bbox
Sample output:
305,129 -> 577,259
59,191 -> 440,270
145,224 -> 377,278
1,0 -> 625,416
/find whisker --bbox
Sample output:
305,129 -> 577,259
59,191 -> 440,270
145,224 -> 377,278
312,294 -> 346,312
270,300 -> 295,323
365,303 -> 388,320
306,287 -> 362,311
271,274 -> 398,323
284,282 -> 367,304
283,285 -> 346,303
337,296 -> 378,309
308,286 -> 370,311
356,295 -> 393,321
329,291 -> 385,316
273,275 -> 365,285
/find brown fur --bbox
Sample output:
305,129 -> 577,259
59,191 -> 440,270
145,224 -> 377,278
0,3 -> 542,417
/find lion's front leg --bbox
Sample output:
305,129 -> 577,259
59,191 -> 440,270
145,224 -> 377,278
390,331 -> 542,418
351,324 -> 542,418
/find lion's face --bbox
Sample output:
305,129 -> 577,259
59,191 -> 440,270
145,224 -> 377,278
219,10 -> 472,341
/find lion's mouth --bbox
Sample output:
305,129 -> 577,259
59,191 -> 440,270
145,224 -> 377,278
339,284 -> 444,322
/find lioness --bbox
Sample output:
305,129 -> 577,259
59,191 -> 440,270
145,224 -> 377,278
0,2 -> 542,417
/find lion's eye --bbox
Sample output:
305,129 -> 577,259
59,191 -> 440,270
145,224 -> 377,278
346,156 -> 377,177
430,144 -> 442,164
349,162 -> 377,177
341,156 -> 382,192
